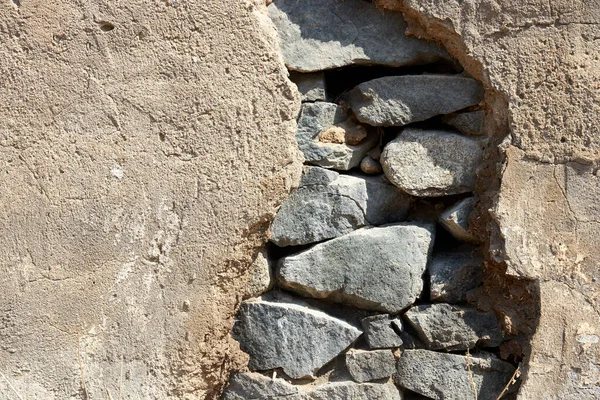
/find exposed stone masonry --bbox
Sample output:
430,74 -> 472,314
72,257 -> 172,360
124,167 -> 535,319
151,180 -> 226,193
223,0 -> 524,398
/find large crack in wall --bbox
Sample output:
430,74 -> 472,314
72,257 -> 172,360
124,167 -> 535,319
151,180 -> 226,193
220,0 -> 541,399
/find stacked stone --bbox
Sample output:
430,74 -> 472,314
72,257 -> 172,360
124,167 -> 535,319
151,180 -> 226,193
224,1 -> 516,399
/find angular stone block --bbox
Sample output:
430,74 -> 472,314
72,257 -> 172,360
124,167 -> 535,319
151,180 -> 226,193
244,249 -> 273,299
429,252 -> 484,303
222,372 -> 298,400
381,129 -> 483,196
361,314 -> 404,349
290,71 -> 326,102
439,197 -> 480,242
344,75 -> 484,126
278,223 -> 434,312
270,166 -> 411,246
345,349 -> 397,382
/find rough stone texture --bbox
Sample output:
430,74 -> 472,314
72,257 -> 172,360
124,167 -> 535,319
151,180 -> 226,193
278,223 -> 434,312
443,110 -> 485,136
344,75 -> 484,126
267,0 -> 449,72
0,1 -> 303,399
222,373 -> 298,400
290,382 -> 402,400
244,249 -> 273,299
295,102 -> 378,170
381,129 -> 483,196
439,197 -> 479,242
372,1 -> 600,397
345,349 -> 397,383
232,299 -> 361,379
429,252 -> 484,303
404,304 -> 503,350
395,350 -> 516,400
361,314 -> 404,349
270,167 -> 411,246
290,71 -> 326,102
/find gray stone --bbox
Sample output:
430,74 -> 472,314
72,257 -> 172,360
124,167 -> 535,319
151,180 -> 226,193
222,372 -> 298,400
361,314 -> 404,349
360,155 -> 383,175
398,331 -> 425,350
344,75 -> 484,126
290,71 -> 326,102
429,252 -> 484,303
395,350 -> 516,400
278,223 -> 434,312
295,102 -> 378,170
232,298 -> 362,379
270,167 -> 411,246
381,129 -> 483,197
244,249 -> 273,299
345,349 -> 397,382
439,197 -> 480,242
267,0 -> 450,72
404,304 -> 503,351
289,381 -> 403,400
443,110 -> 485,136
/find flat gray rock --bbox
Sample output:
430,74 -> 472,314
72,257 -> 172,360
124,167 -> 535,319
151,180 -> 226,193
404,304 -> 503,351
443,110 -> 485,136
381,129 -> 483,196
244,249 -> 273,299
296,102 -> 378,170
289,381 -> 402,400
429,252 -> 484,303
268,0 -> 450,72
439,197 -> 479,242
222,372 -> 298,400
395,350 -> 516,400
232,299 -> 362,379
270,166 -> 411,246
345,349 -> 397,382
278,223 -> 434,312
344,75 -> 484,126
290,71 -> 326,102
361,314 -> 404,349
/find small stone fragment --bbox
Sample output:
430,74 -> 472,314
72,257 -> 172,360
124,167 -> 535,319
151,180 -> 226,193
345,349 -> 397,382
395,350 -> 516,400
268,0 -> 450,72
368,146 -> 382,161
429,252 -> 484,303
232,298 -> 362,379
270,166 -> 411,246
439,197 -> 479,242
278,223 -> 434,312
404,304 -> 503,351
244,249 -> 273,299
360,156 -> 383,175
381,128 -> 483,197
222,372 -> 298,400
443,110 -> 485,136
344,75 -> 484,126
288,381 -> 403,400
361,314 -> 404,349
289,71 -> 326,102
296,102 -> 378,170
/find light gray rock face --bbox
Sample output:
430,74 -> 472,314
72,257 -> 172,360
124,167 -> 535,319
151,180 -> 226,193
344,75 -> 484,126
429,252 -> 484,303
404,304 -> 503,351
443,110 -> 485,136
244,250 -> 273,299
381,129 -> 483,196
361,314 -> 404,349
222,372 -> 298,400
270,167 -> 411,246
232,299 -> 362,379
345,349 -> 397,382
395,350 -> 516,400
278,223 -> 434,312
439,197 -> 479,242
290,71 -> 326,102
289,381 -> 403,400
295,102 -> 378,171
267,0 -> 450,72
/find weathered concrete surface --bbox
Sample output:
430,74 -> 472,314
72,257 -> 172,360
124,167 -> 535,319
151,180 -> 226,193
375,0 -> 600,398
0,1 -> 302,399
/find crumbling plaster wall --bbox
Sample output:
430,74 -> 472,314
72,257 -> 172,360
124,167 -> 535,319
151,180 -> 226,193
0,0 -> 301,399
375,0 -> 600,398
